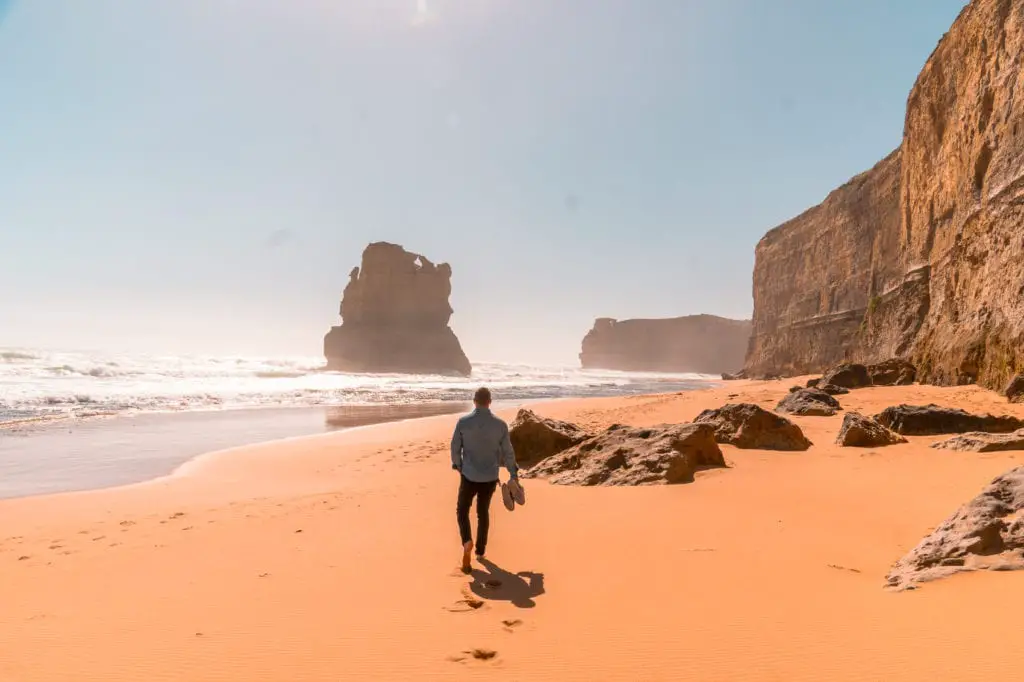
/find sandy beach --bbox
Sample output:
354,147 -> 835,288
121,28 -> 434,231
3,379 -> 1024,681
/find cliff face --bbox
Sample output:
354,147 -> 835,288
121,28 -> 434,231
580,315 -> 751,374
748,0 -> 1024,390
323,242 -> 472,376
746,150 -> 904,377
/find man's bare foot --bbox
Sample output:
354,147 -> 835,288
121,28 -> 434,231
461,541 -> 474,574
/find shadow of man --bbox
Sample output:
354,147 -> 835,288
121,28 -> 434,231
469,558 -> 545,608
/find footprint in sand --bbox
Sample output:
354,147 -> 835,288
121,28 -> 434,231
501,619 -> 523,633
448,649 -> 498,664
445,588 -> 485,613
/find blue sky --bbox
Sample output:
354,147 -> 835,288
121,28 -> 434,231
0,0 -> 966,363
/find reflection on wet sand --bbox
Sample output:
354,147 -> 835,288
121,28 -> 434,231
324,402 -> 472,430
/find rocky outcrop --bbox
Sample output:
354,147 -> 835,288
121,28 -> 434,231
1007,374 -> 1024,403
579,315 -> 751,374
694,404 -> 812,451
523,423 -> 725,486
323,243 -> 471,376
746,0 -> 1024,392
868,358 -> 917,386
931,429 -> 1024,452
885,465 -> 1024,590
822,364 -> 872,389
508,409 -> 590,466
874,404 -> 1024,436
775,389 -> 842,417
835,412 -> 908,447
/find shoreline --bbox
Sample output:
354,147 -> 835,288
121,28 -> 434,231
4,379 -> 1024,680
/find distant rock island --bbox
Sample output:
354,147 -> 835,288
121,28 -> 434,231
579,315 -> 751,375
747,0 -> 1024,391
323,242 -> 472,376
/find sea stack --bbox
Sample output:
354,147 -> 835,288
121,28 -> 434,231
323,242 -> 472,376
579,315 -> 751,374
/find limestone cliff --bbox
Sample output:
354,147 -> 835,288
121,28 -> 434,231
323,242 -> 472,376
580,315 -> 751,374
748,0 -> 1024,390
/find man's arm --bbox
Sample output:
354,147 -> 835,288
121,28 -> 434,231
450,422 -> 463,471
499,424 -> 519,480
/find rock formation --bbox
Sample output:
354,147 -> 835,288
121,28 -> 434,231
931,429 -> 1024,452
694,403 -> 812,451
835,412 -> 908,448
579,315 -> 751,374
746,0 -> 1024,392
874,404 -> 1024,436
522,423 -> 724,486
508,409 -> 591,466
885,465 -> 1024,590
1007,374 -> 1024,403
323,242 -> 472,376
775,388 -> 842,417
867,359 -> 917,386
821,364 -> 872,389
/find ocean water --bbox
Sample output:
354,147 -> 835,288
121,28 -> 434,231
0,348 -> 716,427
0,348 -> 718,499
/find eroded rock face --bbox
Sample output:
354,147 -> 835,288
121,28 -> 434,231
522,423 -> 724,486
835,412 -> 907,447
868,359 -> 917,386
1006,374 -> 1024,403
508,409 -> 590,466
323,243 -> 471,376
885,466 -> 1024,590
580,315 -> 751,374
874,404 -> 1024,436
931,430 -> 1024,452
776,389 -> 842,417
694,403 -> 812,451
746,0 -> 1024,392
822,363 -> 872,389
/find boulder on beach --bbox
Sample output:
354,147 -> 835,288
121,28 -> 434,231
776,388 -> 841,417
885,465 -> 1024,590
874,404 -> 1024,436
821,363 -> 872,389
835,412 -> 907,447
523,422 -> 724,486
867,358 -> 917,386
819,384 -> 850,396
508,409 -> 591,466
694,403 -> 812,451
931,429 -> 1024,453
1006,374 -> 1024,404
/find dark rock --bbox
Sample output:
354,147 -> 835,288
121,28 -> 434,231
788,385 -> 802,393
323,242 -> 471,375
821,363 -> 872,389
819,384 -> 850,396
522,423 -> 724,486
1006,374 -> 1024,404
721,370 -> 747,381
874,404 -> 1024,436
885,466 -> 1024,590
835,412 -> 907,447
776,389 -> 842,417
693,403 -> 811,451
867,358 -> 917,386
806,378 -> 821,388
931,430 -> 1024,453
508,409 -> 591,466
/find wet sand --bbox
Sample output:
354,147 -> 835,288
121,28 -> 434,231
2,381 -> 1024,680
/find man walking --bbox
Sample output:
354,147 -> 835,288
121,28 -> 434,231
451,387 -> 519,572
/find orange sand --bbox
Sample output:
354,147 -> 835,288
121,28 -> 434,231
3,381 -> 1024,681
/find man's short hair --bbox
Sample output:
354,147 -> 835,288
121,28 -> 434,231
474,387 -> 492,405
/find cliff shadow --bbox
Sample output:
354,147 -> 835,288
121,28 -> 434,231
468,558 -> 545,608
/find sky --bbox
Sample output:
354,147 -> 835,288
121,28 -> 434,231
0,0 -> 967,364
